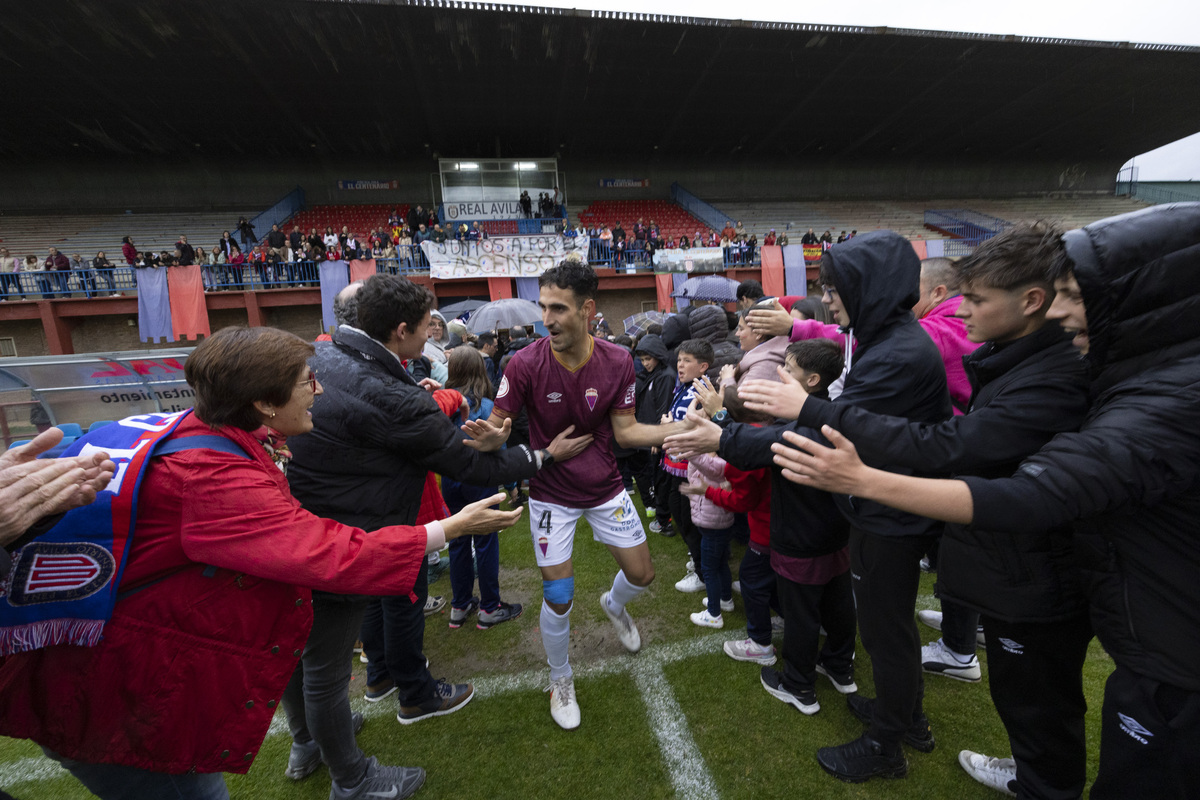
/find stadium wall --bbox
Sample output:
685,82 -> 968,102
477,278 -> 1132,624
0,154 -> 1126,214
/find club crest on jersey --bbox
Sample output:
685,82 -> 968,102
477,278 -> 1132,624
585,387 -> 598,411
496,375 -> 510,398
8,542 -> 115,606
538,535 -> 549,557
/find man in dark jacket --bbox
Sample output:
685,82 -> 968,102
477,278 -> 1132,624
771,203 -> 1200,799
740,223 -> 1094,798
288,274 -> 586,729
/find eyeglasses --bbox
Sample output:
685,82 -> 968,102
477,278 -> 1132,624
297,370 -> 318,392
821,285 -> 839,299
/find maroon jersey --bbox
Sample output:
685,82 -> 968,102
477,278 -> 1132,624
494,336 -> 636,507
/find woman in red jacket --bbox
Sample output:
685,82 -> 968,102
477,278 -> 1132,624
0,326 -> 518,800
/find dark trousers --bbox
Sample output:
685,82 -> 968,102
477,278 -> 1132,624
698,524 -> 733,616
361,561 -> 436,705
443,477 -> 501,613
941,597 -> 981,656
777,569 -> 856,694
667,473 -> 703,569
1090,663 -> 1200,800
281,593 -> 370,785
652,462 -> 672,523
850,527 -> 934,747
981,614 -> 1092,800
739,545 -> 779,647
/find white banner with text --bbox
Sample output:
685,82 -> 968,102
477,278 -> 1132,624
422,236 -> 589,279
443,201 -> 526,221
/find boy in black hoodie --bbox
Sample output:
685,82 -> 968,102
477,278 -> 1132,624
669,232 -> 951,782
631,335 -> 675,523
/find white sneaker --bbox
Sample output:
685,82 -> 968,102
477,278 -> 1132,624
600,591 -> 641,653
958,750 -> 1017,797
675,570 -> 705,593
918,609 -> 986,646
770,616 -> 785,635
701,596 -> 734,613
922,638 -> 982,682
731,580 -> 742,595
545,675 -> 580,730
917,609 -> 943,631
723,638 -> 777,665
690,609 -> 723,628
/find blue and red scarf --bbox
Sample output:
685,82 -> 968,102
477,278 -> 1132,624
0,411 -> 193,656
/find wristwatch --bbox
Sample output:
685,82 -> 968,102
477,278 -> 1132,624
537,449 -> 555,468
712,409 -> 728,422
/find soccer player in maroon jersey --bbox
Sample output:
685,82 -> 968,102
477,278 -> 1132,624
467,258 -> 690,729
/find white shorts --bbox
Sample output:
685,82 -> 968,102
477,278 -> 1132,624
528,489 -> 647,567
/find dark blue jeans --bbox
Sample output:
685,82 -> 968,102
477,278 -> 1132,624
361,561 -> 436,705
442,478 -> 501,612
739,545 -> 779,646
699,524 -> 733,616
42,747 -> 228,800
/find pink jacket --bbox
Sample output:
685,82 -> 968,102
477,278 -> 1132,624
917,295 -> 975,414
687,453 -> 734,530
788,298 -> 974,414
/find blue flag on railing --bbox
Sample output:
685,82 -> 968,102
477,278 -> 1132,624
136,267 -> 174,343
319,260 -> 350,334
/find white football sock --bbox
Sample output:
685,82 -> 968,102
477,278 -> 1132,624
541,600 -> 573,681
606,569 -> 647,613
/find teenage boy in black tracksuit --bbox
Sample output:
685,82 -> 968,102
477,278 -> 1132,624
753,224 -> 1093,798
803,232 -> 951,781
666,233 -> 951,780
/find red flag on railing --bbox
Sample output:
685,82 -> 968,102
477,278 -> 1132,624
759,246 -> 786,298
349,259 -> 376,283
167,265 -> 210,340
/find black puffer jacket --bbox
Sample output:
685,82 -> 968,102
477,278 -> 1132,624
287,326 -> 539,530
798,321 -> 1091,621
822,231 -> 952,538
688,304 -> 742,382
965,202 -> 1200,689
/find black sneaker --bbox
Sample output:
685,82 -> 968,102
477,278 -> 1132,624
364,677 -> 397,703
477,601 -> 523,630
397,680 -> 474,725
760,666 -> 819,715
845,693 -> 936,753
449,597 -> 480,629
817,733 -> 908,783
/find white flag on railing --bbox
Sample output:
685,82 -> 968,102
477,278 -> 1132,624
422,236 -> 588,279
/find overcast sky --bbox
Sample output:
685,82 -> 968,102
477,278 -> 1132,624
538,0 -> 1200,178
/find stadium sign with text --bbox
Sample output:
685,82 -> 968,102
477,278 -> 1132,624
337,179 -> 400,190
422,235 -> 589,279
443,201 -> 526,221
653,247 -> 725,274
599,178 -> 650,188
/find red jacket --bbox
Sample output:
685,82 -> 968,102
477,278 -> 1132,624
704,461 -> 771,549
0,413 -> 429,774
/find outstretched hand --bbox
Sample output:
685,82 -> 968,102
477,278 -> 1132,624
546,424 -> 594,462
678,480 -> 707,497
771,425 -> 869,494
663,410 -> 723,461
693,377 -> 723,418
461,416 -> 512,452
441,492 -> 523,541
0,429 -> 117,546
740,365 -> 810,420
746,301 -> 793,338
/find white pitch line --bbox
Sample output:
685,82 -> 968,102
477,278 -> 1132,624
632,659 -> 721,800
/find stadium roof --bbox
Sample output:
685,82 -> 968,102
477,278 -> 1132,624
5,0 -> 1200,164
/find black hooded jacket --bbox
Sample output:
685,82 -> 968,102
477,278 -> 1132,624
796,321 -> 1091,621
287,326 -> 539,531
632,334 -> 675,426
964,202 -> 1200,689
821,231 -> 952,538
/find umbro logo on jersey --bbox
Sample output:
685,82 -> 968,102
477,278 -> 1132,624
1118,712 -> 1153,744
999,637 -> 1024,655
546,392 -> 563,403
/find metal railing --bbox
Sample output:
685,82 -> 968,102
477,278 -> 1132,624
1123,184 -> 1200,205
0,239 -> 768,300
